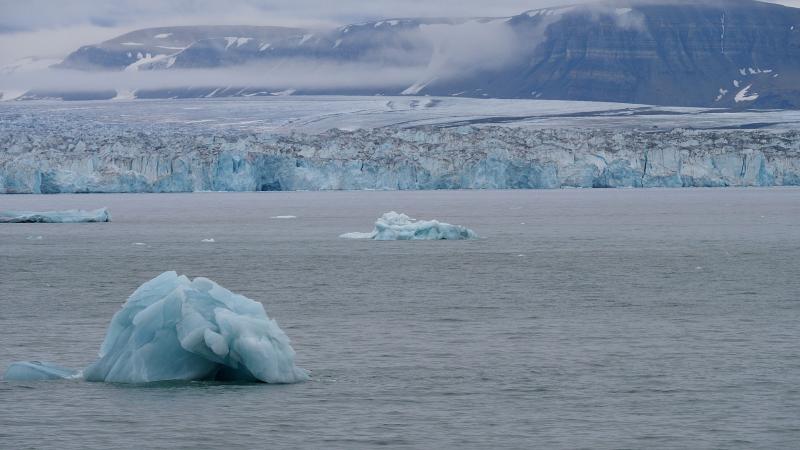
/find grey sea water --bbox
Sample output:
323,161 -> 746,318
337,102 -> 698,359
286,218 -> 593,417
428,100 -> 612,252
1,189 -> 799,449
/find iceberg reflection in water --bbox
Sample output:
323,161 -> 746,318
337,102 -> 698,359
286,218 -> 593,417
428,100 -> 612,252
3,272 -> 308,384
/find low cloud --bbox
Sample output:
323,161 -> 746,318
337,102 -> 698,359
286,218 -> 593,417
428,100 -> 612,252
0,17 -> 528,94
2,0 -> 798,88
0,1 -> 594,32
0,61 -> 429,94
418,20 -> 521,73
0,26 -> 125,66
0,1 -> 594,66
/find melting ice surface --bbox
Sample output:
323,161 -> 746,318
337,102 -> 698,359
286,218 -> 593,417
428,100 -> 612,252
3,271 -> 308,384
340,212 -> 477,240
0,208 -> 109,223
3,361 -> 79,381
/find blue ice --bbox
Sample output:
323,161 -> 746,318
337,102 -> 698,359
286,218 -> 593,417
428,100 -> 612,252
3,361 -> 79,380
340,211 -> 477,240
3,272 -> 308,384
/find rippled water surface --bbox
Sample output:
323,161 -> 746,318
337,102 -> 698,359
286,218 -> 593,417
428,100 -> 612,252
1,189 -> 799,449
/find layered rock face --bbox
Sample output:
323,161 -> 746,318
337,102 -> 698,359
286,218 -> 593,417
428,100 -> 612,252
34,0 -> 800,108
2,126 -> 798,193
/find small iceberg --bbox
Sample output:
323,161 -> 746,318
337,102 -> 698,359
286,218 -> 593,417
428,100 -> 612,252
201,238 -> 215,242
340,211 -> 477,240
0,208 -> 110,223
271,215 -> 297,219
3,272 -> 308,384
4,361 -> 79,381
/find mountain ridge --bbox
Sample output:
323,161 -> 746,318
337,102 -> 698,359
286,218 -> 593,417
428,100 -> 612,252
10,0 -> 800,108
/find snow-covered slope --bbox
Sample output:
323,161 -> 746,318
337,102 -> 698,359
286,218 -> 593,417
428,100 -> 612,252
7,96 -> 800,134
57,26 -> 301,72
21,0 -> 800,108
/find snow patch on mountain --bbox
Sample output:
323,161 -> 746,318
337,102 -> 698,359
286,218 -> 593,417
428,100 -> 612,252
124,53 -> 170,71
735,85 -> 759,102
402,79 -> 434,95
223,37 -> 252,49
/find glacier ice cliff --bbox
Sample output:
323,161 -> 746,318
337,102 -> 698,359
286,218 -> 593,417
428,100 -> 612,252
0,208 -> 109,223
3,272 -> 309,384
2,125 -> 800,193
341,212 -> 477,240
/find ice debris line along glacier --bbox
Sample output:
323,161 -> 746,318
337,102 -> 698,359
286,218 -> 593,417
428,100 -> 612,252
3,272 -> 309,384
2,126 -> 800,193
341,212 -> 477,240
0,208 -> 109,223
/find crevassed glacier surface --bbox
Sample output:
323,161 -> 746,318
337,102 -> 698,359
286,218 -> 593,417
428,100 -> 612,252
0,208 -> 109,223
341,212 -> 477,240
2,124 -> 800,193
3,271 -> 308,384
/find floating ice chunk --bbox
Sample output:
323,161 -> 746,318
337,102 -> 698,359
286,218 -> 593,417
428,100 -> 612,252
3,361 -> 79,381
132,242 -> 146,246
340,212 -> 477,240
201,238 -> 215,242
3,272 -> 308,384
0,208 -> 109,223
26,235 -> 43,240
82,271 -> 308,383
339,231 -> 375,239
271,215 -> 297,219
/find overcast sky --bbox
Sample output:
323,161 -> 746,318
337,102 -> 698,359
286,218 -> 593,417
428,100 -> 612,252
1,0 -> 799,65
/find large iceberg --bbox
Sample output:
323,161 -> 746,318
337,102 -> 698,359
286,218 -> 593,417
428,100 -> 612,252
3,272 -> 308,384
0,208 -> 109,223
341,211 -> 477,240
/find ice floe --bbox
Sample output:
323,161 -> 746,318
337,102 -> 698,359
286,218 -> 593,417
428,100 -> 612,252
3,361 -> 79,381
0,208 -> 109,223
340,211 -> 477,240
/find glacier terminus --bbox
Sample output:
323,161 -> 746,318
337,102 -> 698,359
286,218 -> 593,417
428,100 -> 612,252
1,98 -> 799,194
